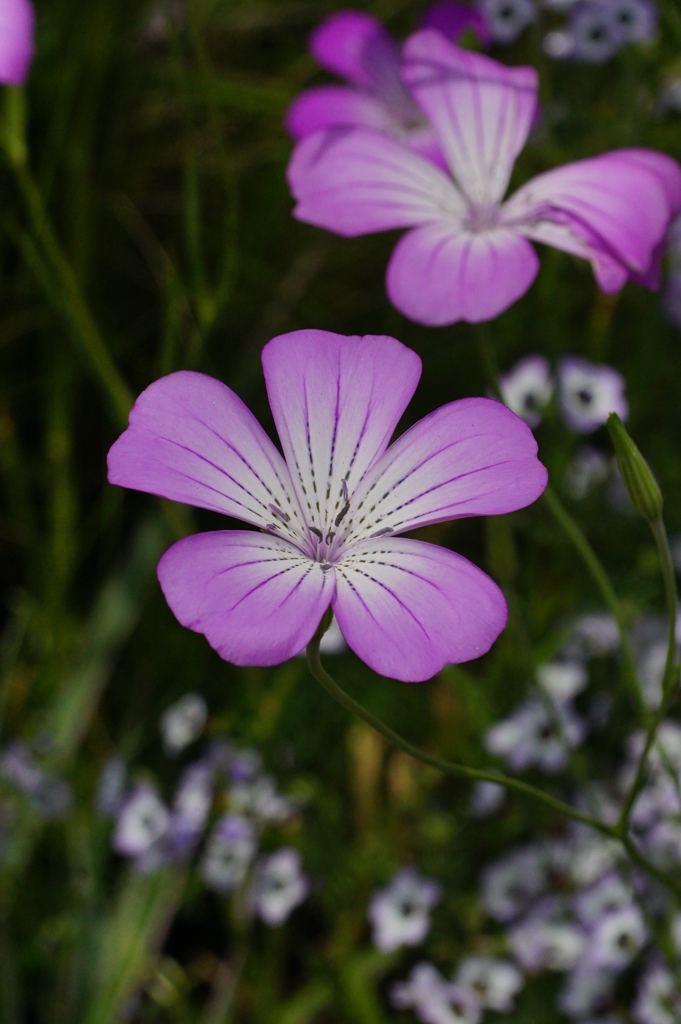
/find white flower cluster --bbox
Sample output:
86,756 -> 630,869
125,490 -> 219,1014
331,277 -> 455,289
498,355 -> 628,434
479,0 -> 657,62
100,692 -> 309,926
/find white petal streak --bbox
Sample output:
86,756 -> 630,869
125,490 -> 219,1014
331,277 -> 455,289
402,31 -> 538,206
107,371 -> 305,542
288,127 -> 467,236
262,330 -> 421,535
339,397 -> 547,542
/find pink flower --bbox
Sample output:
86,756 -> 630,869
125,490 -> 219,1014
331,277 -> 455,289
285,8 -> 484,165
0,0 -> 34,86
288,30 -> 681,326
107,330 -> 547,682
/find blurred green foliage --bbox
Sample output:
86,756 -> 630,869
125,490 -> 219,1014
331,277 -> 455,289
0,0 -> 681,1020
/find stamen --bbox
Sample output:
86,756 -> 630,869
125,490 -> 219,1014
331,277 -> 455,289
309,526 -> 323,540
341,479 -> 349,503
264,523 -> 278,532
269,503 -> 290,523
370,527 -> 392,538
325,531 -> 335,544
335,502 -> 350,527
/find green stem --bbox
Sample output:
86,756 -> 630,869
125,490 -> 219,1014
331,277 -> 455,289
12,162 -> 133,427
306,632 -> 611,836
617,517 -> 680,832
543,484 -> 648,722
305,633 -> 681,899
651,517 -> 679,700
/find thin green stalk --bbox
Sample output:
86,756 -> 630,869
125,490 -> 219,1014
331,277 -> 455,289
543,484 -> 648,722
617,517 -> 680,832
11,162 -> 133,427
651,517 -> 679,700
306,631 -> 681,899
306,630 -> 611,836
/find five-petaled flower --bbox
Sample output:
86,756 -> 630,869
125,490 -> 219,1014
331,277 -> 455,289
288,30 -> 681,326
108,330 -> 547,682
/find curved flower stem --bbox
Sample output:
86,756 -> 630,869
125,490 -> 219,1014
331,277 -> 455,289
542,484 -> 648,722
306,633 -> 681,899
617,516 -> 680,834
11,161 -> 133,427
306,631 -> 611,836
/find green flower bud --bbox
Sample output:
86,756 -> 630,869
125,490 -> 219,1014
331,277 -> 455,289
607,413 -> 663,522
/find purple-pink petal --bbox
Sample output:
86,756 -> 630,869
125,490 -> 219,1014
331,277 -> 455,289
386,222 -> 540,325
333,537 -> 507,682
401,30 -> 538,206
107,371 -> 299,531
505,150 -> 681,286
288,127 -> 465,237
512,217 -> 630,294
285,85 -> 394,140
421,1 -> 492,45
345,396 -> 548,540
309,10 -> 399,91
0,0 -> 34,86
157,531 -> 335,667
614,148 -> 681,216
262,329 -> 421,533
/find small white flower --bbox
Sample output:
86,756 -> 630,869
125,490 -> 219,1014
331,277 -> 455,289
537,661 -> 588,702
485,698 -> 586,774
200,814 -> 256,893
567,833 -> 619,887
469,781 -> 505,818
559,960 -> 616,1018
573,613 -> 620,657
558,357 -> 628,433
455,955 -> 523,1013
368,868 -> 442,952
498,356 -> 554,428
393,965 -> 482,1024
639,640 -> 667,711
509,917 -> 586,972
171,762 -> 213,850
160,693 -> 207,756
113,784 -> 170,858
573,872 -> 633,926
610,0 -> 657,44
632,963 -> 681,1024
252,848 -> 309,926
230,775 -> 293,824
569,3 -> 622,63
543,29 -> 575,58
589,905 -> 647,969
480,0 -> 536,43
480,845 -> 547,922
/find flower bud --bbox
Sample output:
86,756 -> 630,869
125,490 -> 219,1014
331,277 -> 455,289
607,413 -> 663,522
